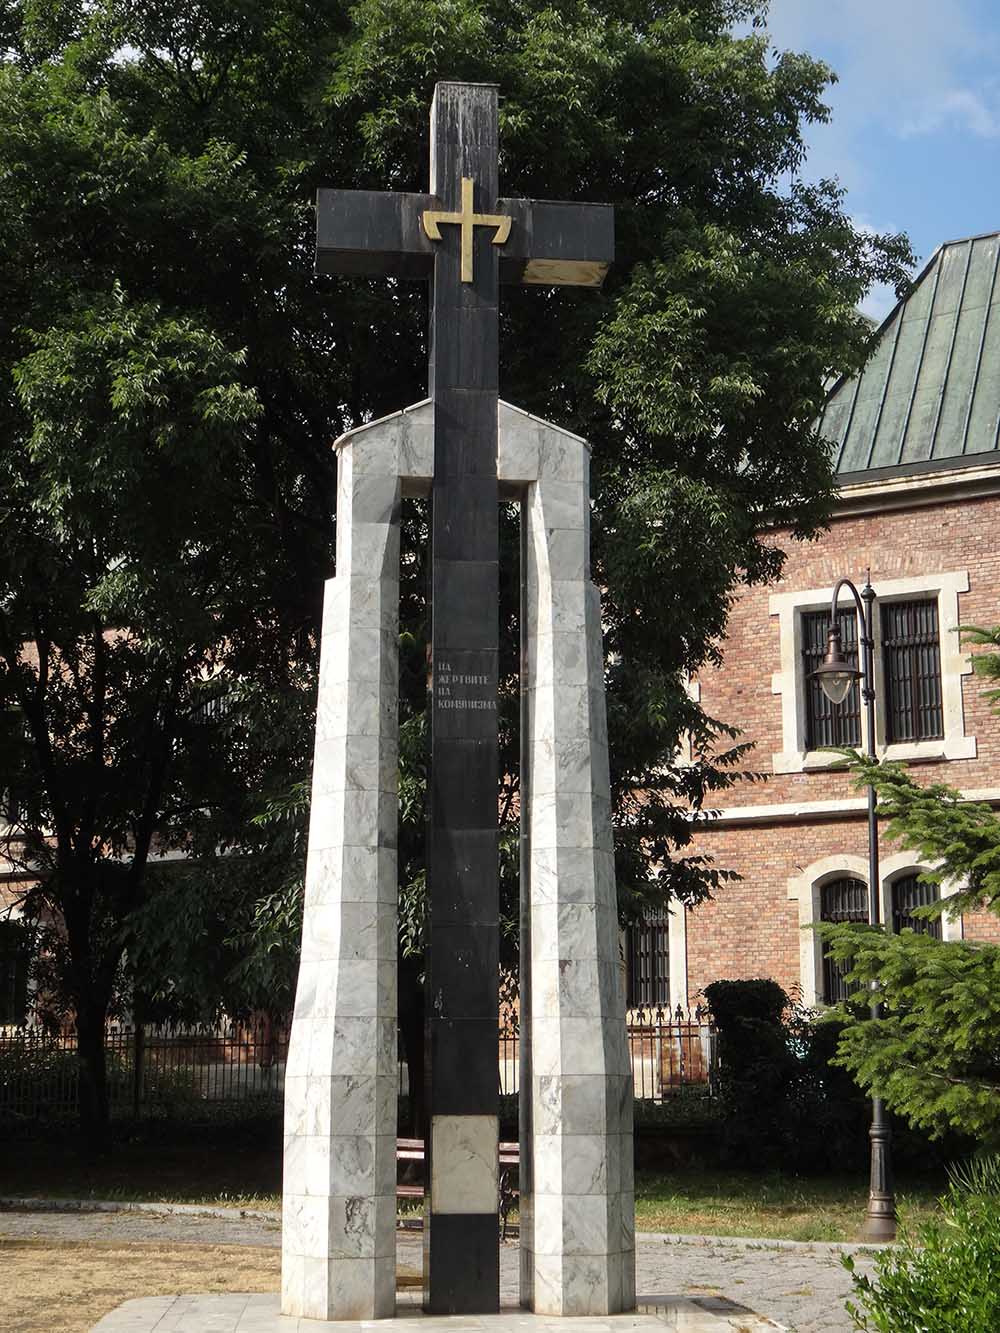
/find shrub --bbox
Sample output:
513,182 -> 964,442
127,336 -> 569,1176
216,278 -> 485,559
845,1161 -> 1000,1331
704,978 -> 870,1172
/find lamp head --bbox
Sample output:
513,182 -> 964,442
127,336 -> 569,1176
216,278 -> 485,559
812,623 -> 861,705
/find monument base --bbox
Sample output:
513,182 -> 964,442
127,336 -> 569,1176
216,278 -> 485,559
91,1292 -> 786,1332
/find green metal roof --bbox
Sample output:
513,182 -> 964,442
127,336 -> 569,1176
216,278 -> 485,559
822,231 -> 1000,479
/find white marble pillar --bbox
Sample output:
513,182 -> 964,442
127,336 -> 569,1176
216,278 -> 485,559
510,409 -> 636,1316
281,432 -> 402,1321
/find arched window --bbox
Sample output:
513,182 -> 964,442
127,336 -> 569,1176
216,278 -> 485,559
625,909 -> 669,1011
891,875 -> 942,938
820,877 -> 868,1004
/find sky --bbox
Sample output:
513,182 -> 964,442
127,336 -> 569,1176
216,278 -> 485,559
754,0 -> 1000,320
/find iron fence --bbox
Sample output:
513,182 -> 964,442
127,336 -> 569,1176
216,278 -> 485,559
1,1007 -> 714,1120
0,1019 -> 289,1121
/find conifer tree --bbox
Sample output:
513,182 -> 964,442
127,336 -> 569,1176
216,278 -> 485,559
819,628 -> 1000,1143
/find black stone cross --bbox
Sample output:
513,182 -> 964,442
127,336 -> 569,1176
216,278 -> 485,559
316,81 -> 613,1315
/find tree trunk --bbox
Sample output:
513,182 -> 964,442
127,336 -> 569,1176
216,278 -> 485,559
76,1001 -> 111,1156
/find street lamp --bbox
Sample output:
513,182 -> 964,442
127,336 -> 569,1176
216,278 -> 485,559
812,571 -> 897,1243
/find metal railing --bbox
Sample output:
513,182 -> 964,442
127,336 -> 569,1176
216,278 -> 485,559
0,1019 -> 289,1120
1,1007 -> 714,1120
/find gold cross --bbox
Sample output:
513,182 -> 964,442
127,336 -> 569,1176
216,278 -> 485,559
422,176 -> 512,283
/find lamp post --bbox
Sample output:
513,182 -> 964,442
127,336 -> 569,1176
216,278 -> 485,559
811,570 -> 898,1243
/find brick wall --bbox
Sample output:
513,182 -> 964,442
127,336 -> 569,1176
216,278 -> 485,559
682,489 -> 1000,1003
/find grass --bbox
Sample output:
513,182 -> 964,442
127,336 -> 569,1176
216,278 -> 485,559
0,1131 -> 947,1243
634,1167 -> 945,1242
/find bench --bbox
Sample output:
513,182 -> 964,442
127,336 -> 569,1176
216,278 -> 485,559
396,1136 -> 520,1239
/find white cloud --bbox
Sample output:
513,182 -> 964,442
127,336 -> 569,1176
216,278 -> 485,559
900,88 -> 1000,140
756,0 -> 1000,181
859,281 -> 898,325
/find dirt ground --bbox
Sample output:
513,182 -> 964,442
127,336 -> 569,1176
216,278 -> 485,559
0,1238 -> 281,1333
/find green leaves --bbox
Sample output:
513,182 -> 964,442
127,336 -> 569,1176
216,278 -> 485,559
845,1179 -> 1000,1332
839,750 -> 1000,918
818,924 -> 1000,1144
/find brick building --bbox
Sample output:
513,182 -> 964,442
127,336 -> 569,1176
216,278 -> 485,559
629,230 -> 1000,1012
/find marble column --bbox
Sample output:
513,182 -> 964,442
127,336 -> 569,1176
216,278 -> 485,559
281,429 -> 402,1321
508,407 -> 636,1316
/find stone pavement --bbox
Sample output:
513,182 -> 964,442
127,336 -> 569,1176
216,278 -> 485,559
90,1293 -> 784,1332
0,1204 -> 877,1333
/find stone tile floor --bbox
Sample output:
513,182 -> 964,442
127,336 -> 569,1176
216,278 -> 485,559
91,1292 -> 785,1332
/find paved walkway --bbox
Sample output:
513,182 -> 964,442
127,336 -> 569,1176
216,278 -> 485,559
0,1204 -> 878,1333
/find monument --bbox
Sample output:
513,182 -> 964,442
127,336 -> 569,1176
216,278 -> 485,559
282,81 -> 635,1322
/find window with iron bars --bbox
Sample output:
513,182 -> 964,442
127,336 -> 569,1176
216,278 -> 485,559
820,877 -> 868,1004
891,875 -> 942,938
0,920 -> 28,1026
802,608 -> 861,749
881,599 -> 944,743
625,909 -> 669,1011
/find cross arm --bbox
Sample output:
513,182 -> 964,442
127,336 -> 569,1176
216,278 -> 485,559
315,189 -> 615,287
315,189 -> 435,278
496,199 -> 614,287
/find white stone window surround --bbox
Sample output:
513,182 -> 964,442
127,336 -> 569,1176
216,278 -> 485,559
769,570 -> 974,774
787,851 -> 963,1008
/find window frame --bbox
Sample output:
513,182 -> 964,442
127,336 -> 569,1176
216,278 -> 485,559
625,909 -> 671,1012
788,854 -> 965,1006
819,875 -> 869,1005
801,607 -> 862,750
769,571 -> 974,773
889,873 -> 943,939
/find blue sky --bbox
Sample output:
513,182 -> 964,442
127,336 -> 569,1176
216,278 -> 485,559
757,0 -> 1000,319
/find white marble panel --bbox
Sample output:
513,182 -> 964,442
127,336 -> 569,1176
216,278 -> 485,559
534,1133 -> 608,1195
325,1195 -> 379,1259
398,400 -> 434,480
326,1135 -> 376,1198
530,901 -> 617,964
283,1191 -> 331,1257
527,683 -> 590,744
430,1114 -> 499,1214
533,1192 -> 617,1257
281,1251 -> 304,1315
529,734 -> 600,796
533,1254 -> 611,1316
321,575 -> 395,633
543,529 -> 589,582
533,478 -> 588,530
570,1018 -> 625,1073
305,842 -> 386,906
311,735 -> 378,795
532,1073 -> 608,1136
535,432 -> 589,483
545,580 -> 590,634
315,679 -> 384,743
531,629 -> 590,688
533,958 -> 601,1019
347,474 -> 401,526
498,408 -> 540,482
344,425 -> 400,476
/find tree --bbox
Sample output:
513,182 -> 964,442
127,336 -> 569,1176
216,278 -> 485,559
0,0 -> 912,1136
818,629 -> 1000,1146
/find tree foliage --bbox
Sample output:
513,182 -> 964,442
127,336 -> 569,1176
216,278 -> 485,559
0,0 -> 913,1130
819,628 -> 1000,1145
844,1164 -> 1000,1332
